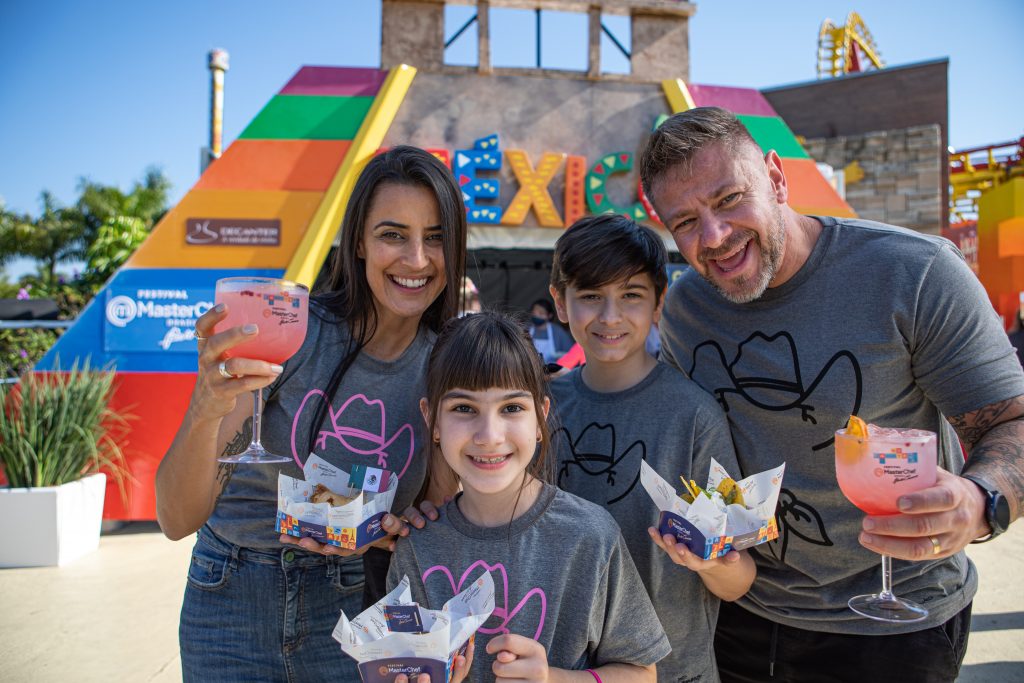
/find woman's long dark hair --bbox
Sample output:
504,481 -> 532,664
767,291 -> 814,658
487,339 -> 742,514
304,146 -> 467,459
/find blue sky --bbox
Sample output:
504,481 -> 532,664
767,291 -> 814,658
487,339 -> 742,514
1,0 -> 1021,229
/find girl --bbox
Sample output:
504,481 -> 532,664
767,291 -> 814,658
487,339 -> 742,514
156,146 -> 466,681
388,311 -> 669,682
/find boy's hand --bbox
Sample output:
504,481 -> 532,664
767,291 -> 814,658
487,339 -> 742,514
487,634 -> 549,682
648,527 -> 743,572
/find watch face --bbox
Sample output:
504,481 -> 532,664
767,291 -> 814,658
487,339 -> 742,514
993,493 -> 1011,532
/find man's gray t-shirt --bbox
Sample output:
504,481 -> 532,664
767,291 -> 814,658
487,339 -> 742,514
207,301 -> 433,551
387,483 -> 671,678
660,216 -> 1024,635
550,363 -> 740,683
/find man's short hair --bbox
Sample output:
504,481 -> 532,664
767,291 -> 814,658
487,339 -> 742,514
639,106 -> 757,200
551,214 -> 668,300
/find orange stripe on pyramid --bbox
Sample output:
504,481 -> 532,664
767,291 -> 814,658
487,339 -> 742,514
195,140 -> 351,192
126,189 -> 323,269
781,158 -> 856,217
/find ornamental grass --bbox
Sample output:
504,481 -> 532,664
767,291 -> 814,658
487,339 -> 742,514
0,359 -> 129,489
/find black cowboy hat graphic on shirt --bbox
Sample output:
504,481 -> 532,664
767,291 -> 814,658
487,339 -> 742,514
556,422 -> 646,506
686,330 -> 859,562
688,330 -> 862,452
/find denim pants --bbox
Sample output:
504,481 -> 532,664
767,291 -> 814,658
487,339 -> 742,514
180,527 -> 364,682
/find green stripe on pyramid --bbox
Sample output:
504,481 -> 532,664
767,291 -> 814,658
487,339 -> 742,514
240,95 -> 375,140
736,114 -> 809,159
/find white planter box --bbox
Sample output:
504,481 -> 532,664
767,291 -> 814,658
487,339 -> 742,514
0,472 -> 107,567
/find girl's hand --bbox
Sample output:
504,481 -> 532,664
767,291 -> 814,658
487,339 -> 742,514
487,634 -> 549,682
394,640 -> 473,683
647,527 -> 744,572
192,304 -> 282,421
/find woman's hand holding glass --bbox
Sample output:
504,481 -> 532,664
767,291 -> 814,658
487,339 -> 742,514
193,303 -> 284,426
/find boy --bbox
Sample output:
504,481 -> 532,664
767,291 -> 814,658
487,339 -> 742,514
549,214 -> 755,683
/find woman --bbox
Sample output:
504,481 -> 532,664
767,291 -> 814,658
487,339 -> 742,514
155,146 -> 467,681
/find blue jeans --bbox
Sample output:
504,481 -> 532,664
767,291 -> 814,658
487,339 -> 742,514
180,527 -> 364,682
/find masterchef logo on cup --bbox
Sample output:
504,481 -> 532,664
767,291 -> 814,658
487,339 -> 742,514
186,218 -> 281,246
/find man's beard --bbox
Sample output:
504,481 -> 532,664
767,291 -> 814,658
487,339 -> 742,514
698,209 -> 786,304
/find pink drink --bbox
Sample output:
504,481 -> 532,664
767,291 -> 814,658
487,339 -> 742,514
214,278 -> 308,365
834,425 -> 937,515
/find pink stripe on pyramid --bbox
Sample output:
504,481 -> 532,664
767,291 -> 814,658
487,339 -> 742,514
280,66 -> 388,97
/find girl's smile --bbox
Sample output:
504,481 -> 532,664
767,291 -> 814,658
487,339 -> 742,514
422,386 -> 550,526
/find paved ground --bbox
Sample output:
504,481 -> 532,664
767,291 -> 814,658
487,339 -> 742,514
1,521 -> 1022,682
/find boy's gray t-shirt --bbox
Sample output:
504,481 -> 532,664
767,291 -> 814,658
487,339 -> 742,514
550,363 -> 740,683
659,216 -> 1024,635
387,483 -> 670,678
207,301 -> 433,550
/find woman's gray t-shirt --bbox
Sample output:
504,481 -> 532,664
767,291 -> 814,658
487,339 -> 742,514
206,302 -> 433,551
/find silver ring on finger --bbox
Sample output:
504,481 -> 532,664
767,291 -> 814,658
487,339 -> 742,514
218,361 -> 237,380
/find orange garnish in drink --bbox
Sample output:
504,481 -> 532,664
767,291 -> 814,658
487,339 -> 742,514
846,415 -> 868,438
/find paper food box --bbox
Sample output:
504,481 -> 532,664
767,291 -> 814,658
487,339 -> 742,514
333,572 -> 495,683
276,454 -> 397,550
640,458 -> 785,559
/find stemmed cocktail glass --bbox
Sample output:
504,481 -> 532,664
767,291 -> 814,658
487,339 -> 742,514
834,421 -> 937,622
214,277 -> 309,464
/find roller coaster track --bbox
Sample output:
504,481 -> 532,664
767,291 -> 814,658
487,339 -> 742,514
817,12 -> 884,79
949,139 -> 1024,222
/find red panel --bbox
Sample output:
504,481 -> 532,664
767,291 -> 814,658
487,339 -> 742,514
280,66 -> 387,97
103,372 -> 196,520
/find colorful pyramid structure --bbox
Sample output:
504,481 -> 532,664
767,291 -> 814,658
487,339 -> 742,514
37,65 -> 416,518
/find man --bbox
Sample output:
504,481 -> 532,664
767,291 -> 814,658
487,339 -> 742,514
639,106 -> 1023,682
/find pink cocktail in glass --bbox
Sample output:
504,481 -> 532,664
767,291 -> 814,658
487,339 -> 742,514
834,423 -> 937,622
214,277 -> 309,464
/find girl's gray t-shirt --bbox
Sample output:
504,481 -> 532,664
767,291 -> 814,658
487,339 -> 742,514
388,483 -> 671,678
207,302 -> 433,551
550,362 -> 739,683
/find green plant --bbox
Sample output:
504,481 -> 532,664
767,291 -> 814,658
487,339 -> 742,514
0,359 -> 129,489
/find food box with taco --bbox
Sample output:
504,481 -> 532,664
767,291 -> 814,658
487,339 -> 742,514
277,454 -> 397,549
640,458 -> 785,559
333,572 -> 495,683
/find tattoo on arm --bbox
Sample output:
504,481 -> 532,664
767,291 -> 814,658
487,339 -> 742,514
214,417 -> 253,503
950,395 -> 1024,521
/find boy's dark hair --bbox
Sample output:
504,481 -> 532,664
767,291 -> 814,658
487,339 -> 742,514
550,214 -> 668,300
421,311 -> 553,496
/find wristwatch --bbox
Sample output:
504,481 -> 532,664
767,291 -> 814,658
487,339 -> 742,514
962,474 -> 1011,543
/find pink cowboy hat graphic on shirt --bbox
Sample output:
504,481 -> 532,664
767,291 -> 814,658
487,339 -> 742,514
291,389 -> 415,477
423,560 -> 547,641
